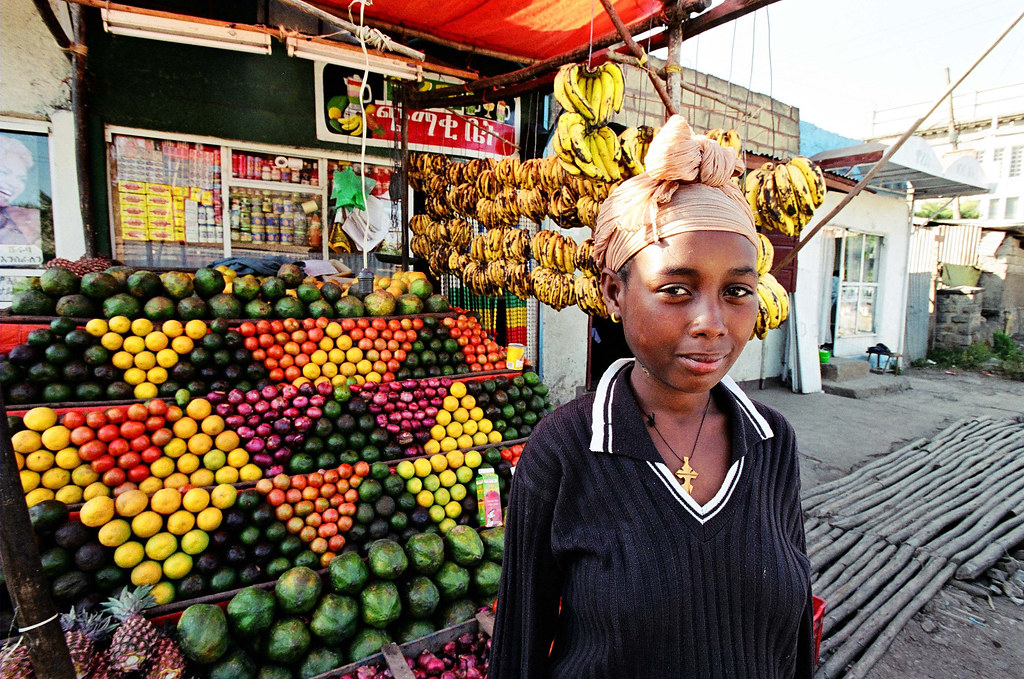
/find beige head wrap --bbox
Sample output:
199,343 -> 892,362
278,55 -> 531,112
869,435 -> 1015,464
593,116 -> 758,272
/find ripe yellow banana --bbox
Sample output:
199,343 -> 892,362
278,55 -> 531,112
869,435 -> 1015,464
756,233 -> 774,275
772,164 -> 800,220
789,156 -> 827,208
785,163 -> 816,223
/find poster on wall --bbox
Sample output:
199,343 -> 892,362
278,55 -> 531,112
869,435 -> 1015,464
0,130 -> 53,266
314,63 -> 518,157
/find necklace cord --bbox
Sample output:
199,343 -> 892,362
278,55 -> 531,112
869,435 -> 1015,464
646,392 -> 712,467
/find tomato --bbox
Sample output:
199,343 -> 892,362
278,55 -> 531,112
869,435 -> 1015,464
117,451 -> 141,470
244,336 -> 259,351
274,331 -> 290,345
341,318 -> 356,331
70,426 -> 95,446
305,512 -> 322,528
307,472 -> 324,488
302,317 -> 317,330
294,354 -> 310,368
272,473 -> 291,490
300,341 -> 317,355
386,359 -> 401,374
78,439 -> 107,462
482,363 -> 495,371
442,317 -> 456,328
141,446 -> 163,464
102,467 -> 126,487
315,317 -> 329,329
301,486 -> 319,501
364,328 -> 378,341
382,372 -> 396,383
321,507 -> 339,523
61,411 -> 86,429
328,494 -> 344,508
271,319 -> 287,334
119,421 -> 145,440
264,357 -> 279,370
343,488 -> 359,503
357,338 -> 373,352
258,333 -> 275,349
338,501 -> 357,517
308,328 -> 324,343
291,329 -> 308,344
97,424 -> 121,443
400,318 -> 413,330
85,411 -> 107,429
470,335 -> 482,346
239,321 -> 256,337
285,488 -> 302,504
267,344 -> 284,360
356,318 -> 370,330
371,338 -> 386,352
130,435 -> 151,452
251,348 -> 266,362
283,341 -> 300,356
494,360 -> 507,370
299,526 -> 317,543
91,454 -> 116,474
270,491 -> 289,511
405,330 -> 418,343
487,352 -> 501,364
255,320 -> 272,335
353,461 -> 369,477
349,328 -> 364,342
269,368 -> 285,382
318,522 -> 338,538
328,534 -> 346,553
336,516 -> 354,533
127,464 -> 150,483
126,403 -> 149,421
393,349 -> 407,362
449,328 -> 462,339
279,355 -> 295,370
470,363 -> 482,372
290,474 -> 308,491
147,398 -> 169,417
105,408 -> 127,425
255,478 -> 273,494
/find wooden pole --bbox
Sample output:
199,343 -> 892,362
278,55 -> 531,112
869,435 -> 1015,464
665,5 -> 685,117
597,0 -> 676,116
272,0 -> 425,61
772,7 -> 1024,276
0,388 -> 76,678
399,86 -> 411,272
70,3 -> 96,258
31,0 -> 72,53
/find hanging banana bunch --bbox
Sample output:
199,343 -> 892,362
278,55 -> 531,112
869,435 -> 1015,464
531,230 -> 577,274
744,157 -> 827,237
553,62 -> 625,126
576,195 -> 601,228
494,157 -> 520,187
750,234 -> 790,339
503,262 -> 533,300
552,113 -> 623,182
618,125 -> 657,178
705,128 -> 743,153
500,227 -> 531,262
574,274 -> 609,318
516,187 -> 548,224
530,267 -> 577,311
575,238 -> 600,276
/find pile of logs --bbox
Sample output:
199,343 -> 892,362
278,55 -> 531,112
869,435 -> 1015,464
804,416 -> 1024,678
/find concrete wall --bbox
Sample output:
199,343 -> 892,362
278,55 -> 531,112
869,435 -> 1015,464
934,289 -> 987,349
0,0 -> 72,117
977,232 -> 1024,337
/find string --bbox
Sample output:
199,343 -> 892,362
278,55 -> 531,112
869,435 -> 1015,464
18,612 -> 59,633
587,0 -> 596,67
349,0 -> 372,271
742,12 -> 757,168
726,20 -> 738,131
766,7 -> 776,157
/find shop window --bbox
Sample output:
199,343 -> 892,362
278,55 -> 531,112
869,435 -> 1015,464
988,198 -> 1001,220
992,148 -> 1004,176
1006,197 -> 1020,220
835,232 -> 881,336
1010,147 -> 1023,178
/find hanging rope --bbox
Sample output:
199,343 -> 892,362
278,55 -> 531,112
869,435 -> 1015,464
349,0 -> 373,272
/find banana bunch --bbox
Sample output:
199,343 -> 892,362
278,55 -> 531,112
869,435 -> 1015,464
484,228 -> 506,261
409,152 -> 448,178
494,157 -> 521,187
447,250 -> 469,275
476,170 -> 500,199
336,113 -> 364,136
409,214 -> 434,236
441,219 -> 472,250
549,187 -> 583,228
539,156 -> 567,194
426,175 -> 448,197
574,274 -> 609,318
619,125 -> 656,177
576,195 -> 601,228
756,232 -> 774,275
575,237 -> 600,275
753,272 -> 790,339
516,187 -> 548,224
500,227 -> 531,262
515,159 -> 544,190
552,113 -> 623,182
503,262 -> 533,300
411,235 -> 432,259
705,128 -> 742,153
530,267 -> 577,311
469,234 -> 488,262
463,261 -> 503,297
463,158 -> 493,183
446,184 -> 479,219
425,195 -> 453,220
744,157 -> 827,237
476,197 -> 518,229
553,62 -> 625,125
531,230 -> 577,274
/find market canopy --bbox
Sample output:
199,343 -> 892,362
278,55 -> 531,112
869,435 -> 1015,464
811,137 -> 990,199
320,0 -> 664,62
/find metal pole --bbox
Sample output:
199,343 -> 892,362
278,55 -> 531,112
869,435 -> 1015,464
399,86 -> 411,272
772,7 -> 1024,276
273,0 -> 425,61
0,386 -> 76,679
31,0 -> 72,53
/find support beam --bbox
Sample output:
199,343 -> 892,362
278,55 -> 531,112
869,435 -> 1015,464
597,0 -> 676,116
274,0 -> 425,61
399,86 -> 411,272
643,0 -> 784,53
70,3 -> 95,258
31,0 -> 72,53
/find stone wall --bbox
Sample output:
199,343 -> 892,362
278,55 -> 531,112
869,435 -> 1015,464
934,288 -> 988,349
977,232 -> 1024,338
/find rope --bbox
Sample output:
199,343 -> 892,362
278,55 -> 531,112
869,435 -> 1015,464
349,0 -> 373,271
18,613 -> 59,634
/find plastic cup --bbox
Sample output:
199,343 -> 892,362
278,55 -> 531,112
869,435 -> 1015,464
507,343 -> 526,371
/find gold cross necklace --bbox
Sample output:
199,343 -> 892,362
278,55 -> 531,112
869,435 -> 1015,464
644,393 -> 713,494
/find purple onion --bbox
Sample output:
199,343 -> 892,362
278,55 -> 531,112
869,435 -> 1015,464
405,445 -> 422,457
237,402 -> 253,417
245,438 -> 266,454
283,407 -> 300,419
261,385 -> 279,400
228,389 -> 245,405
309,394 -> 325,407
408,402 -> 420,412
266,434 -> 282,450
430,398 -> 444,408
292,395 -> 309,409
440,378 -> 453,388
246,415 -> 262,428
437,387 -> 448,398
402,379 -> 417,390
400,410 -> 413,421
245,389 -> 261,404
413,410 -> 425,421
386,423 -> 401,435
215,403 -> 232,417
254,400 -> 270,414
294,416 -> 313,432
376,414 -> 389,428
281,384 -> 298,399
372,392 -> 388,406
298,382 -> 314,396
271,397 -> 288,411
225,415 -> 245,429
317,381 -> 333,396
424,387 -> 437,398
273,447 -> 291,462
268,464 -> 284,476
237,426 -> 255,440
253,453 -> 273,468
426,378 -> 440,388
409,420 -> 423,432
399,391 -> 414,404
361,382 -> 377,393
424,406 -> 438,418
413,430 -> 431,445
423,418 -> 436,428
383,402 -> 396,413
207,391 -> 226,405
273,418 -> 292,435
265,409 -> 280,420
307,406 -> 322,420
388,412 -> 403,424
256,422 -> 273,437
368,404 -> 382,415
412,389 -> 424,400
290,433 -> 305,446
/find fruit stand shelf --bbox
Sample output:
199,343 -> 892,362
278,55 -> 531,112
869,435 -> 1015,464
228,178 -> 325,195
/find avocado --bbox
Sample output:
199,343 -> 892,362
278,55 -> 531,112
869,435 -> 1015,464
50,317 -> 76,335
177,295 -> 209,321
11,290 -> 56,316
40,268 -> 79,297
12,277 -> 42,294
74,542 -> 107,572
161,271 -> 194,300
7,382 -> 39,404
208,293 -> 243,320
334,296 -> 364,319
80,272 -> 121,300
320,281 -> 342,303
102,293 -> 142,319
296,283 -> 321,304
244,299 -> 272,319
193,268 -> 226,299
307,300 -> 333,318
277,263 -> 304,288
26,328 -> 55,348
273,296 -> 306,320
395,293 -> 424,315
104,266 -> 134,287
126,270 -> 163,299
260,277 -> 286,301
144,296 -> 177,322
424,294 -> 450,313
232,275 -> 260,302
75,382 -> 105,401
55,294 -> 96,318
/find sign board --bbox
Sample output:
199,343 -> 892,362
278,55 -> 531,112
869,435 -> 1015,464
0,130 -> 53,266
314,63 -> 518,157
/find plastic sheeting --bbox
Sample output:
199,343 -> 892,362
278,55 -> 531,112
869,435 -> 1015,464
331,0 -> 662,61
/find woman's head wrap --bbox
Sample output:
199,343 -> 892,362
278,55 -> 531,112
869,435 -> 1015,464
593,116 -> 758,273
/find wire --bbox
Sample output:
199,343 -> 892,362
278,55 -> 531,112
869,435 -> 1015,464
742,11 -> 757,168
766,7 -> 776,157
350,0 -> 372,271
726,19 -> 738,129
588,0 -> 595,67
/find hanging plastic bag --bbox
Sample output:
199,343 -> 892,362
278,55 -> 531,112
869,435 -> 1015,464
340,194 -> 390,252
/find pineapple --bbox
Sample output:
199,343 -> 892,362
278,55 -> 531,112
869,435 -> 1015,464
60,607 -> 117,678
101,586 -> 160,675
0,639 -> 34,679
146,635 -> 186,679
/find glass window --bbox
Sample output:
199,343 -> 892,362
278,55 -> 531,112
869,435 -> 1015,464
988,198 -> 1001,219
835,232 -> 882,336
1010,147 -> 1023,178
0,130 -> 53,266
1007,197 -> 1020,220
992,148 -> 1004,176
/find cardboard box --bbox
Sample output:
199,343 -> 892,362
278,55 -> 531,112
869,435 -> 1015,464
118,180 -> 147,194
147,206 -> 173,220
189,187 -> 203,202
119,192 -> 147,208
147,194 -> 172,209
171,186 -> 190,197
121,217 -> 149,241
201,190 -> 214,206
173,226 -> 185,241
119,204 -> 147,220
172,197 -> 186,212
147,183 -> 172,198
148,226 -> 175,241
147,217 -> 173,231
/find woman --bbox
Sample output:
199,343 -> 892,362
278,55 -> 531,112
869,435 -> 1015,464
489,116 -> 813,678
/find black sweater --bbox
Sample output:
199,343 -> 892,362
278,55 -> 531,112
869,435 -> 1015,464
489,359 -> 813,679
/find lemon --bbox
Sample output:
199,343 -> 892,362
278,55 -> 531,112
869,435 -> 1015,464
71,464 -> 98,487
111,351 -> 134,370
98,519 -> 132,547
185,398 -> 211,420
462,420 -> 478,437
114,541 -> 145,569
456,434 -> 473,450
464,450 -> 483,469
196,506 -> 222,531
40,467 -> 70,491
184,320 -> 207,340
162,319 -> 183,338
145,532 -> 177,561
25,488 -> 54,506
413,458 -> 432,478
325,321 -> 342,338
54,447 -> 81,470
452,407 -> 469,424
115,489 -> 149,518
310,349 -> 328,366
469,407 -> 484,422
445,501 -> 462,519
80,496 -> 115,527
164,473 -> 189,490
434,487 -> 451,506
226,448 -> 248,468
477,419 -> 493,434
144,332 -> 168,352
101,332 -> 124,351
210,484 -> 237,509
181,529 -> 209,555
396,460 -> 415,479
440,437 -> 458,453
123,367 -> 146,386
318,337 -> 334,352
131,318 -> 154,337
182,487 -> 210,512
166,509 -> 196,535
14,451 -> 23,470
438,517 -> 457,534
442,396 -> 460,411
428,504 -> 446,524
416,490 -> 435,508
82,481 -> 111,501
122,335 -> 146,355
214,466 -> 238,484
423,439 -> 441,456
138,477 -> 163,495
189,469 -> 214,487
85,318 -> 109,337
450,483 -> 468,501
133,351 -> 156,370
146,367 -> 168,385
40,426 -> 71,453
23,407 -> 57,432
487,430 -> 504,444
328,348 -> 345,364
131,511 -> 163,539
187,434 -> 212,456
321,362 -> 338,379
406,477 -> 423,494
239,464 -> 262,482
438,469 -> 457,488
178,458 -> 202,483
201,415 -> 225,437
164,438 -> 187,459
150,457 -> 175,479
163,552 -> 193,580
172,417 -> 198,439
12,430 -> 42,454
445,421 -> 464,439
460,395 -> 476,410
171,336 -> 194,354
156,348 -> 179,368
151,488 -> 182,515
108,315 -> 131,334
429,454 -> 448,474
472,432 -> 489,447
134,383 -> 158,400
435,410 -> 452,427
25,450 -> 54,472
449,381 -> 467,399
130,560 -> 162,586
149,581 -> 175,606
54,485 -> 83,505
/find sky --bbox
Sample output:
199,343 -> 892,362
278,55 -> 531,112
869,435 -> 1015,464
668,0 -> 1024,140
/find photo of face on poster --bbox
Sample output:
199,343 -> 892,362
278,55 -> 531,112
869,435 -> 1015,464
0,131 -> 53,266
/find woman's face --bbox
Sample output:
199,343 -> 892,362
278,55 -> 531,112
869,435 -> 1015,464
601,230 -> 760,394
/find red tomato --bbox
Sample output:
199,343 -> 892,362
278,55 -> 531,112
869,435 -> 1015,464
322,508 -> 339,523
328,495 -> 344,508
301,486 -> 319,501
300,341 -> 317,355
268,368 -> 285,382
315,317 -> 329,329
97,424 -> 121,443
482,363 -> 495,371
349,328 -> 364,342
91,454 -> 116,474
127,464 -> 150,483
126,404 -> 148,421
267,489 -> 286,507
250,348 -> 266,362
141,446 -> 163,464
328,535 -> 346,552
290,474 -> 308,491
291,329 -> 308,344
62,411 -> 86,429
117,452 -> 141,469
70,426 -> 95,446
387,319 -> 401,331
258,334 -> 276,349
382,372 -> 396,383
244,336 -> 260,351
318,522 -> 338,538
307,328 -> 324,343
284,366 -> 302,383
364,328 -> 378,341
470,364 -> 483,372
255,320 -> 272,335
105,408 -> 127,425
271,320 -> 285,334
285,488 -> 302,504
341,319 -> 356,331
294,354 -> 310,368
146,399 -> 169,417
305,512 -> 323,528
150,428 -> 173,447
356,318 -> 370,330
267,344 -> 284,360
85,411 -> 107,429
400,318 -> 413,330
501,448 -> 514,461
302,318 -> 316,330
78,439 -> 107,462
239,321 -> 256,337
130,435 -> 151,452
102,467 -> 126,487
119,421 -> 146,440
108,438 -> 130,457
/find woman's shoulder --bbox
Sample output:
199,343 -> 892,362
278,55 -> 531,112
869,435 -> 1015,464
748,399 -> 796,442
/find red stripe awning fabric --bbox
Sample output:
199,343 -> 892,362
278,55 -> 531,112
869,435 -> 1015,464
331,0 -> 663,62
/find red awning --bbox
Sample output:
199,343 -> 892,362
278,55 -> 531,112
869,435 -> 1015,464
326,0 -> 663,62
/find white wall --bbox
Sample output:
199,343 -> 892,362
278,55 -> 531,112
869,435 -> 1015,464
0,0 -> 72,116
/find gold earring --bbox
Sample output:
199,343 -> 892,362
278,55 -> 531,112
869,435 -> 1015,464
610,312 -> 621,323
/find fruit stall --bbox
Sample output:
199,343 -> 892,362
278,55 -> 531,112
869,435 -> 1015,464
0,259 -> 551,678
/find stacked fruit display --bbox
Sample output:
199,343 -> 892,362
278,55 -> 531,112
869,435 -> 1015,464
345,630 -> 492,679
744,156 -> 827,237
176,526 -> 503,677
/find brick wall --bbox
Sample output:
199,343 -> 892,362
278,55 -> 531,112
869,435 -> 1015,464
934,288 -> 989,349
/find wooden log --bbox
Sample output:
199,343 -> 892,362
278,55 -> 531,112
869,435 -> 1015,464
950,512 -> 1024,575
818,543 -> 898,611
913,472 -> 1024,552
842,561 -> 959,679
813,536 -> 885,598
818,544 -> 917,639
802,437 -> 929,509
810,531 -> 861,574
597,0 -> 675,115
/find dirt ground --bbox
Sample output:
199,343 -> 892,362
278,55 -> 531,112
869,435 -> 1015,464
744,369 -> 1024,679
